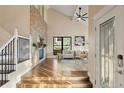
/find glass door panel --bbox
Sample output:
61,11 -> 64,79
63,38 -> 71,46
53,37 -> 62,55
53,37 -> 72,55
100,25 -> 105,86
104,24 -> 109,87
53,46 -> 62,55
54,37 -> 62,46
100,17 -> 114,87
108,23 -> 114,87
63,37 -> 72,51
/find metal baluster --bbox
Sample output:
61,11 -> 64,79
0,38 -> 17,86
10,42 -> 12,72
13,39 -> 15,71
5,46 -> 7,82
8,43 -> 10,73
10,41 -> 12,72
1,50 -> 3,85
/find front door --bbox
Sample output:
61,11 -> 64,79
99,17 -> 115,87
95,6 -> 124,88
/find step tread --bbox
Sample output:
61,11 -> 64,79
21,76 -> 89,81
22,71 -> 88,78
17,80 -> 92,88
20,79 -> 91,84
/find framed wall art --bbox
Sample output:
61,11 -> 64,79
17,37 -> 30,63
75,36 -> 85,46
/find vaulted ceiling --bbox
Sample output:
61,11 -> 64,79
50,5 -> 77,17
50,5 -> 88,16
50,5 -> 88,23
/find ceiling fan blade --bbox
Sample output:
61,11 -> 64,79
82,17 -> 88,18
81,18 -> 86,21
82,13 -> 87,17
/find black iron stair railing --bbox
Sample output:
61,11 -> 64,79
0,38 -> 16,87
0,30 -> 31,87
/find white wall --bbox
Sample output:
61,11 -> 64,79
47,8 -> 88,58
0,5 -> 30,37
0,26 -> 12,47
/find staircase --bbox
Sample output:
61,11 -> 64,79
0,30 -> 31,87
16,59 -> 92,88
0,33 -> 17,87
17,71 -> 92,88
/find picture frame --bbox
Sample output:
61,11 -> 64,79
75,36 -> 85,46
17,37 -> 30,63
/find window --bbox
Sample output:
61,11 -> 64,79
53,37 -> 72,55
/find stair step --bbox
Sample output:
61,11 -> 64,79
21,79 -> 90,84
21,71 -> 89,81
0,70 -> 15,74
22,71 -> 88,77
17,80 -> 92,88
21,76 -> 89,81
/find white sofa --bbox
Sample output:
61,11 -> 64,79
61,50 -> 88,60
62,50 -> 74,59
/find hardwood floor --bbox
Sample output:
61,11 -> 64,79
17,58 -> 92,88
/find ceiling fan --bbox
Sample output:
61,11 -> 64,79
76,7 -> 88,22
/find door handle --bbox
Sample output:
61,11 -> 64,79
117,54 -> 123,67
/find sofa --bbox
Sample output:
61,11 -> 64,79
61,50 -> 88,60
62,50 -> 74,59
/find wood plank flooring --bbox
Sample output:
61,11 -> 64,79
17,58 -> 92,88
